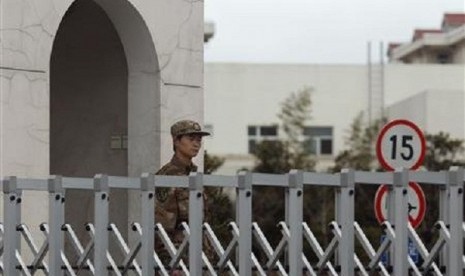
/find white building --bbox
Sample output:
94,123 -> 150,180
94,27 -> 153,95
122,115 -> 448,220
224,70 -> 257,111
389,13 -> 465,64
205,12 -> 465,174
204,63 -> 464,174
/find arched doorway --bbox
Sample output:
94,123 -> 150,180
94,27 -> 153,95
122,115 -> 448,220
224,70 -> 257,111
50,0 -> 160,259
50,0 -> 129,260
51,0 -> 128,176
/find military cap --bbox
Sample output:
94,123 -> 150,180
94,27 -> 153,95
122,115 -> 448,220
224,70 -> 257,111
170,120 -> 210,137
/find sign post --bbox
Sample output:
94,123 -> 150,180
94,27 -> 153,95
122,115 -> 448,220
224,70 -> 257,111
375,119 -> 427,265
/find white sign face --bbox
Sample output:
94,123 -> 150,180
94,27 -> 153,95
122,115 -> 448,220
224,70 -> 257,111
374,182 -> 426,228
376,119 -> 426,170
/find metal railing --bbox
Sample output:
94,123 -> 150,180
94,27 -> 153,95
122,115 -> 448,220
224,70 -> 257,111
0,167 -> 463,275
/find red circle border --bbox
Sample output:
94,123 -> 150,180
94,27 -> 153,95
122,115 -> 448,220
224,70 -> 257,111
376,119 -> 426,171
374,184 -> 388,224
374,182 -> 426,229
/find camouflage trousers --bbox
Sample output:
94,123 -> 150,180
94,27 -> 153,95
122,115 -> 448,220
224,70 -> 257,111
154,188 -> 214,273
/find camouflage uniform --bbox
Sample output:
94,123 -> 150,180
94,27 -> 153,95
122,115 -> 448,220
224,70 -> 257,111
155,155 -> 197,241
154,120 -> 211,266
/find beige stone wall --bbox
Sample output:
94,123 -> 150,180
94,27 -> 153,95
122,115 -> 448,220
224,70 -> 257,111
0,0 -> 205,258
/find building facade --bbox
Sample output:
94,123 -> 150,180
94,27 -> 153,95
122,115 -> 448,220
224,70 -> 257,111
204,63 -> 464,174
1,0 -> 205,251
388,13 -> 465,64
205,12 -> 465,175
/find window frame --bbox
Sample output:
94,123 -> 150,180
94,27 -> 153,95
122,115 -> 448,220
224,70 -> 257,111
247,124 -> 279,154
303,126 -> 333,156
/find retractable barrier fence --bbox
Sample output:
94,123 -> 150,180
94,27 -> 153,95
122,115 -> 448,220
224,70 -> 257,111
0,167 -> 463,275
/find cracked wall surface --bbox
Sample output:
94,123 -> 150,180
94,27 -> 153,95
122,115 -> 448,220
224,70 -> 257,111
1,0 -> 205,177
0,0 -> 205,249
0,68 -> 49,177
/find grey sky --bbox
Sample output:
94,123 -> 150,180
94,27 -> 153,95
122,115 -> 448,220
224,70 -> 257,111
204,0 -> 465,64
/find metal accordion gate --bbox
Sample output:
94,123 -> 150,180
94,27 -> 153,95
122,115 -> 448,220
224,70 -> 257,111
0,167 -> 463,275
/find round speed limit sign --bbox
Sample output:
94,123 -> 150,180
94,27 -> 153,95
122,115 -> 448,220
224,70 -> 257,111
376,119 -> 426,170
374,182 -> 426,228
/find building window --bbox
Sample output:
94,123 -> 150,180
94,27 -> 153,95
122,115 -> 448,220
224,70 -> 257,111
303,126 -> 333,155
247,126 -> 256,136
259,126 -> 278,136
436,52 -> 451,64
248,140 -> 257,154
248,125 -> 278,154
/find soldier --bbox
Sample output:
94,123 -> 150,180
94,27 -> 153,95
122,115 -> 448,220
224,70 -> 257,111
155,120 -> 210,272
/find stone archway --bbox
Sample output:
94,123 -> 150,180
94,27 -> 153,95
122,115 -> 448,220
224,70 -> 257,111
51,0 -> 128,178
51,0 -> 161,180
50,0 -> 160,259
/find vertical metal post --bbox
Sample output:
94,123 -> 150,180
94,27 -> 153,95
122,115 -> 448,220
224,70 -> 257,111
339,169 -> 355,276
446,167 -> 464,276
237,171 -> 252,276
393,168 -> 409,276
288,170 -> 303,275
367,40 -> 373,124
439,173 -> 449,267
379,41 -> 385,118
334,178 -> 341,266
94,174 -> 109,276
189,172 -> 203,276
284,174 -> 290,269
141,173 -> 155,276
3,176 -> 21,275
48,175 -> 65,276
387,181 -> 395,267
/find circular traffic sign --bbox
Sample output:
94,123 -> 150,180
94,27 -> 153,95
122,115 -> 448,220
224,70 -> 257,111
376,119 -> 426,171
374,182 -> 426,228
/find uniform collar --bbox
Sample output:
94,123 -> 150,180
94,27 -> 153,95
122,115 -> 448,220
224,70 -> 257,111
171,155 -> 198,173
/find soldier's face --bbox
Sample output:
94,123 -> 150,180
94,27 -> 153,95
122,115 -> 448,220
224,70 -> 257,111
174,134 -> 202,159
